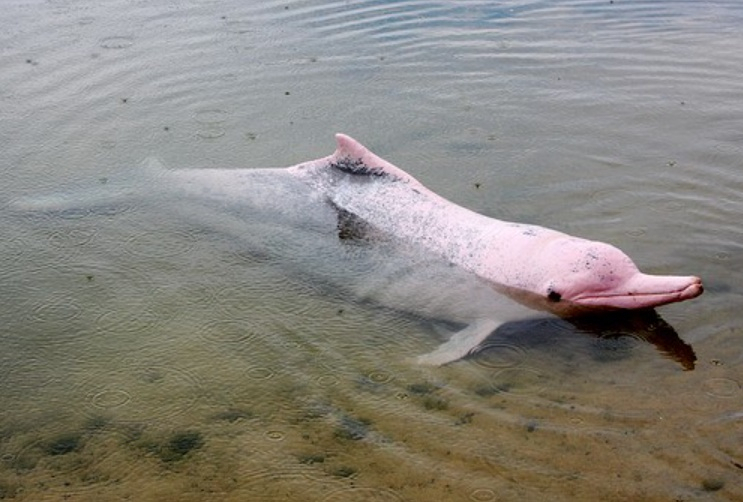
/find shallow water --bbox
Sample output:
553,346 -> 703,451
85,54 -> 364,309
1,0 -> 742,500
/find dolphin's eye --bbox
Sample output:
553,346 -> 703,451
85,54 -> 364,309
547,290 -> 562,302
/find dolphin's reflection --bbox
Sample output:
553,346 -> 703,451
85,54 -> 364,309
567,309 -> 696,370
475,309 -> 696,371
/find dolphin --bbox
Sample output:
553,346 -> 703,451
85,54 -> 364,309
154,134 -> 702,365
10,134 -> 703,366
284,134 -> 703,364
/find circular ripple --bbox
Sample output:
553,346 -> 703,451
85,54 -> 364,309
367,370 -> 393,384
194,109 -> 228,139
193,109 -> 228,124
702,378 -> 741,398
48,227 -> 97,248
30,297 -> 82,324
99,36 -> 134,49
198,320 -> 256,345
323,487 -> 404,501
246,367 -> 275,380
588,188 -> 638,210
3,263 -> 158,345
196,127 -> 226,139
76,365 -> 203,423
315,375 -> 339,387
90,389 -> 132,409
624,227 -> 647,238
235,468 -> 345,501
264,430 -> 285,441
678,391 -> 739,413
470,488 -> 497,502
124,230 -> 196,258
470,342 -> 527,369
490,368 -> 548,396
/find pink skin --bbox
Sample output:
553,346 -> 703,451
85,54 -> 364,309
537,239 -> 703,310
290,134 -> 703,315
497,238 -> 704,317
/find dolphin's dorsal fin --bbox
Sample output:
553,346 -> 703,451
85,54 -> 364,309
330,134 -> 423,187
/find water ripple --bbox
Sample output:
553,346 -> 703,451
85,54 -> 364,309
245,366 -> 276,381
198,320 -> 259,345
74,364 -> 204,424
323,487 -> 404,502
690,414 -> 743,500
2,262 -> 159,346
702,378 -> 741,399
5,429 -> 148,496
1,0 -> 741,500
489,368 -> 548,396
99,35 -> 134,49
124,229 -> 196,258
469,342 -> 528,369
469,488 -> 497,502
233,467 -> 346,501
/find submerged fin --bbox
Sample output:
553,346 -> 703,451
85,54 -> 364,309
330,201 -> 377,241
416,318 -> 502,366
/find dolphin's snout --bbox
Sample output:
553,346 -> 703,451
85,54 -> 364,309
571,273 -> 704,310
683,276 -> 704,300
629,273 -> 704,307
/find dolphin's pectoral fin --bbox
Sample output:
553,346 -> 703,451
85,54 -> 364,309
416,319 -> 502,366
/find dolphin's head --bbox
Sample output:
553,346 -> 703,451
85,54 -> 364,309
527,238 -> 703,315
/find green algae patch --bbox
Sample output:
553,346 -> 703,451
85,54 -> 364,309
135,430 -> 205,463
161,431 -> 204,461
45,432 -> 84,456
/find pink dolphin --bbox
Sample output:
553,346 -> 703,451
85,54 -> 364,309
289,134 -> 703,364
14,133 -> 702,365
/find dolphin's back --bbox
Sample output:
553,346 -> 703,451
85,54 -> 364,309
288,135 -> 513,280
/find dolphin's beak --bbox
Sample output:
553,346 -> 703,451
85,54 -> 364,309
574,274 -> 703,310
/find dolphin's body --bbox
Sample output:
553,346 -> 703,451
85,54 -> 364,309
159,134 -> 703,364
12,134 -> 703,365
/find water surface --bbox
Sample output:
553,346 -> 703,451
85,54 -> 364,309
1,0 -> 742,500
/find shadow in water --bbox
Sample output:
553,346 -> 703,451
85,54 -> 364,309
567,309 -> 696,371
477,309 -> 696,371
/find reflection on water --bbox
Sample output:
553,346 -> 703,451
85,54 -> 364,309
1,0 -> 742,500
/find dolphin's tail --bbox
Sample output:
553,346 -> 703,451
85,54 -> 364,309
8,157 -> 166,215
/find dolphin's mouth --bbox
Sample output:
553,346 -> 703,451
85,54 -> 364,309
573,276 -> 703,310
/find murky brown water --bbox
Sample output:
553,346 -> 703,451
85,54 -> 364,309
1,0 -> 742,500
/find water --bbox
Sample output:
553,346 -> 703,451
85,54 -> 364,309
1,0 -> 742,500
